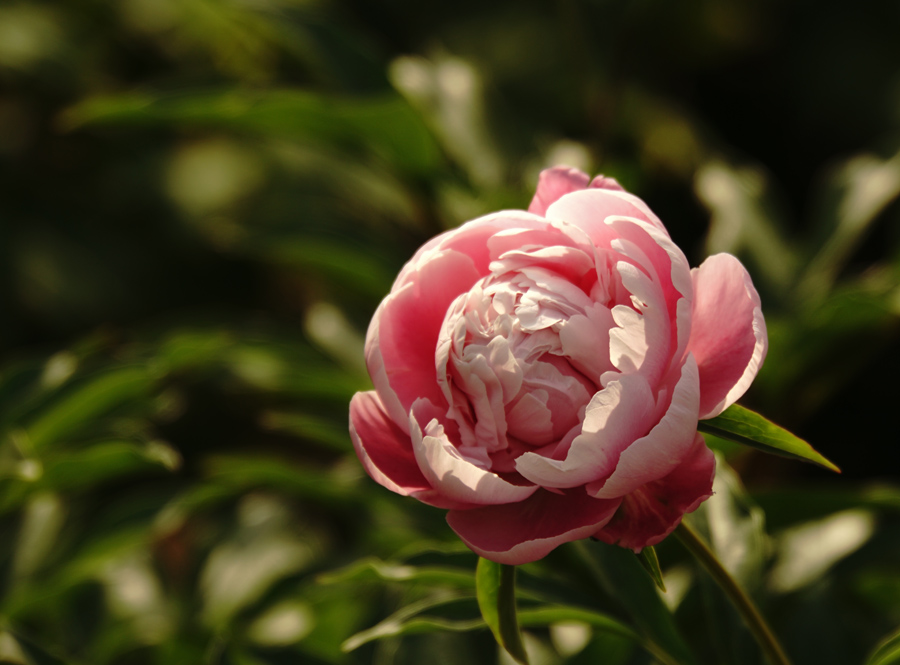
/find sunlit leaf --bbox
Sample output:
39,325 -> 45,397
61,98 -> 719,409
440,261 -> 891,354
698,404 -> 840,472
866,625 -> 900,665
476,559 -> 529,665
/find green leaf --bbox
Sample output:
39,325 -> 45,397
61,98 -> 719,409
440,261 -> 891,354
23,367 -> 154,450
698,404 -> 840,472
62,90 -> 442,173
516,606 -> 637,639
576,541 -> 698,665
476,559 -> 529,665
341,594 -> 481,652
865,625 -> 900,664
318,558 -> 476,590
635,546 -> 666,592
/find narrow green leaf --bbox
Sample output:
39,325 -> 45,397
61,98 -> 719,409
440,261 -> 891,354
341,601 -> 647,655
23,367 -> 154,449
476,559 -> 529,665
516,607 -> 638,640
342,594 -> 482,652
865,625 -> 900,665
636,546 -> 666,592
318,558 -> 476,590
576,541 -> 698,665
698,404 -> 840,472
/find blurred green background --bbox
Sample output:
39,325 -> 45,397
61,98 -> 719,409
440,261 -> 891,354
2,1 -> 900,664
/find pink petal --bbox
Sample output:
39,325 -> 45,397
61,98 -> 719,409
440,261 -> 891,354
528,166 -> 627,217
373,211 -> 552,420
396,210 -> 548,288
446,489 -> 622,565
528,167 -> 591,216
350,392 -> 467,509
545,187 -> 670,243
593,433 -> 715,551
687,254 -> 768,419
373,249 -> 482,418
557,302 -> 616,384
514,372 -> 655,488
350,391 -> 431,496
590,174 -> 626,191
410,400 -> 538,506
587,356 -> 700,499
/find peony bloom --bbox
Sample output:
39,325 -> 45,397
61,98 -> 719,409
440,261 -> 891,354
349,167 -> 767,565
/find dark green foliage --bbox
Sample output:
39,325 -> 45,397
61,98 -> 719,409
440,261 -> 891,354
2,1 -> 900,663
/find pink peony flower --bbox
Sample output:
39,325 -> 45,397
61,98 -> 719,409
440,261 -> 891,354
349,167 -> 767,565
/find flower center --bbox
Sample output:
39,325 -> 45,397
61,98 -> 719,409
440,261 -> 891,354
436,267 -> 600,469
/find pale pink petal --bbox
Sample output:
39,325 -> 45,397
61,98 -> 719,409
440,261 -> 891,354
605,216 -> 693,312
528,167 -> 591,216
608,260 -> 672,387
593,433 -> 715,551
395,210 -> 548,288
446,489 -> 622,564
410,400 -> 538,506
587,356 -> 700,498
544,189 -> 671,254
687,254 -> 768,419
589,174 -> 626,191
557,302 -> 616,383
514,373 -> 655,488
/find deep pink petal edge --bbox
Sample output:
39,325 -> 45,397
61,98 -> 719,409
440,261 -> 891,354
446,489 -> 621,564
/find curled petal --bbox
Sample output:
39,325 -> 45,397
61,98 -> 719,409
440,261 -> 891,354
587,356 -> 700,499
593,433 -> 715,551
350,391 -> 429,495
446,489 -> 622,565
514,373 -> 655,488
545,188 -> 671,251
410,399 -> 538,506
687,253 -> 768,419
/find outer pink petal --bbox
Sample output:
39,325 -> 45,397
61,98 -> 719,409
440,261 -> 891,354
545,186 -> 669,241
528,167 -> 591,216
687,253 -> 768,419
593,433 -> 715,551
446,489 -> 622,565
372,249 -> 482,418
394,210 -> 548,289
349,392 -> 467,510
528,166 -> 626,217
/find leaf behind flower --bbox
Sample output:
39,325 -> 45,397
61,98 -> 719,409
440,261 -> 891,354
698,404 -> 840,472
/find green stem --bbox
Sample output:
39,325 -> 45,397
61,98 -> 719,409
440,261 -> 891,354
674,521 -> 792,665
